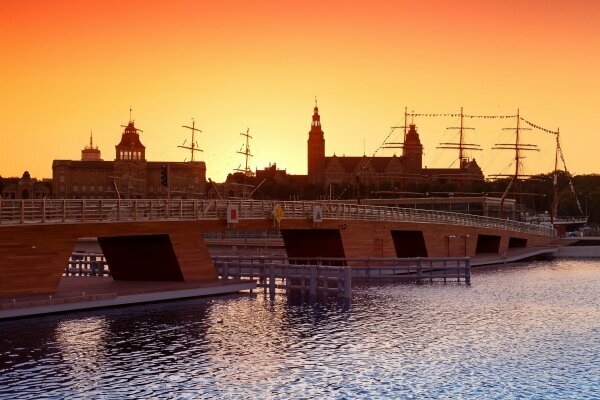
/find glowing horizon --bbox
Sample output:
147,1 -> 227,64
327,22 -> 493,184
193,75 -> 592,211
1,0 -> 599,182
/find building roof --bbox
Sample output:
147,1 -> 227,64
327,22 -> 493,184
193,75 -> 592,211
116,121 -> 145,149
324,155 -> 401,174
53,160 -> 114,169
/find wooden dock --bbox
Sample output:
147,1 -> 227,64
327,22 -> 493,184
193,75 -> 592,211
213,256 -> 471,299
62,253 -> 470,301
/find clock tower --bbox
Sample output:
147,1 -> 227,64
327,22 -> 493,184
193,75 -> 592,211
307,99 -> 325,183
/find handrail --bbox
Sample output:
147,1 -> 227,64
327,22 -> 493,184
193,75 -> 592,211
0,199 -> 556,237
212,255 -> 471,266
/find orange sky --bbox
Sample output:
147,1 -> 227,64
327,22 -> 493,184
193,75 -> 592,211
1,0 -> 599,182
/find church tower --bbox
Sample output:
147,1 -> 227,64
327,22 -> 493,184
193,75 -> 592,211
403,124 -> 423,172
307,99 -> 325,183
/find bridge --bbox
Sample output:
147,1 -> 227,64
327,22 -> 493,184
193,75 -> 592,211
0,199 -> 555,299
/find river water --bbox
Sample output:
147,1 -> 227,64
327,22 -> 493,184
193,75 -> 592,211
1,259 -> 599,399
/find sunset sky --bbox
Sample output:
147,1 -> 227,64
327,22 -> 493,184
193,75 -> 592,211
1,0 -> 599,182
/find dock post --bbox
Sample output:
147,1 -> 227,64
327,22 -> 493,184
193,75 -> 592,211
222,261 -> 229,280
269,263 -> 276,296
416,257 -> 423,284
309,265 -> 317,297
343,267 -> 352,300
465,258 -> 471,285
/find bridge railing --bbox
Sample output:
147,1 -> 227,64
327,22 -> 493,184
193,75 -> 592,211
0,199 -> 555,237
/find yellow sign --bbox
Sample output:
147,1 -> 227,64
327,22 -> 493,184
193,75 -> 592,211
313,206 -> 323,223
273,204 -> 284,224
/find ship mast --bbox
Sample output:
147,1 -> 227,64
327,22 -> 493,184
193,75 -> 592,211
235,128 -> 254,177
550,128 -> 560,224
179,119 -> 203,163
179,118 -> 203,197
383,106 -> 409,149
233,128 -> 255,199
437,107 -> 482,192
491,109 -> 539,219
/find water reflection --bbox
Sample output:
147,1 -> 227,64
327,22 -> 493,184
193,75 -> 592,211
54,318 -> 107,396
1,259 -> 599,399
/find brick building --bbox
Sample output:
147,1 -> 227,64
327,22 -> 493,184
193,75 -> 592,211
52,120 -> 206,199
306,103 -> 484,189
1,171 -> 51,199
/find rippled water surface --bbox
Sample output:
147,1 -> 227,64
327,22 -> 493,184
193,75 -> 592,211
1,259 -> 600,399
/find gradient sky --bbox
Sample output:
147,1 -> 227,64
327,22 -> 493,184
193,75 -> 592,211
1,0 -> 599,182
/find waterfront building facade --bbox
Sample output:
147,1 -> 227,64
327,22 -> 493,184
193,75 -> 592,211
0,171 -> 51,199
306,104 -> 484,189
52,120 -> 206,199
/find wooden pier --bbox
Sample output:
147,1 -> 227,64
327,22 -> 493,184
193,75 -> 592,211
213,256 -> 471,299
63,254 -> 470,300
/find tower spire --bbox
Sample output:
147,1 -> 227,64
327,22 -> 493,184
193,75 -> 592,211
81,129 -> 102,161
312,100 -> 321,128
307,100 -> 325,183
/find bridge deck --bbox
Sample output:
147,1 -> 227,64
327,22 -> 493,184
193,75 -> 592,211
0,199 -> 557,303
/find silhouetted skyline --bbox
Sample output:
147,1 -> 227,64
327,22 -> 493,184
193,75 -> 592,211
1,1 -> 599,181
